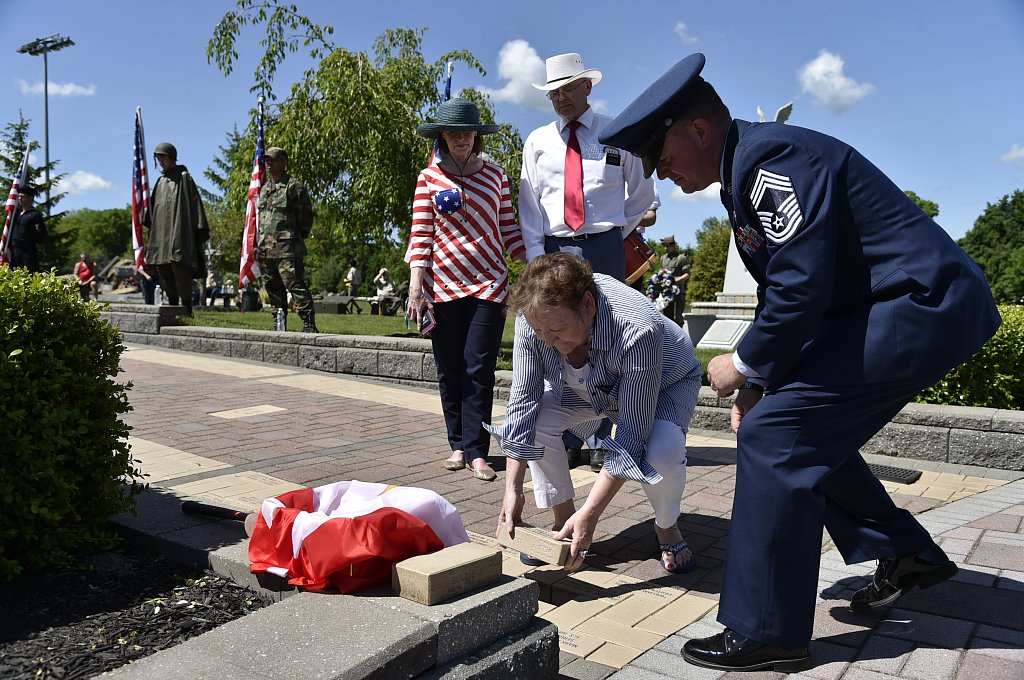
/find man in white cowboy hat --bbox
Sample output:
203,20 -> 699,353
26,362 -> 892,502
519,52 -> 657,471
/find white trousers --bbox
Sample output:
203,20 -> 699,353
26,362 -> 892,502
528,388 -> 687,529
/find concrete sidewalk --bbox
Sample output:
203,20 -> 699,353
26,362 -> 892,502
118,343 -> 1024,679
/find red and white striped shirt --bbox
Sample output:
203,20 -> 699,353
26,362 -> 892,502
406,160 -> 525,304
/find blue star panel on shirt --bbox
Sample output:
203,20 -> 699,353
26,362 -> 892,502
750,168 -> 803,244
434,187 -> 463,215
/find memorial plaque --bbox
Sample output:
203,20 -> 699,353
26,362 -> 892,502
695,319 -> 752,350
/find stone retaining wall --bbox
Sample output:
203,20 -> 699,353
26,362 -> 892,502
104,303 -> 1024,471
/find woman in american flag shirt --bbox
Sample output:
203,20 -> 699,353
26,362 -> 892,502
489,253 -> 702,573
406,98 -> 526,482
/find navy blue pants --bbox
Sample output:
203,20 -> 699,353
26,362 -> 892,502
545,228 -> 623,451
543,228 -> 625,282
718,379 -> 936,649
429,296 -> 505,464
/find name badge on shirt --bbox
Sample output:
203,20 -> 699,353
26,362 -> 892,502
604,147 -> 621,166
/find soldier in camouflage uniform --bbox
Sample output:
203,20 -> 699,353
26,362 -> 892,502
257,147 -> 318,333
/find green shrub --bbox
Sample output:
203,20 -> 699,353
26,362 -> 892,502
916,305 -> 1024,409
0,268 -> 144,580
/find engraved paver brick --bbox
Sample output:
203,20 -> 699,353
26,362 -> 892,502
540,599 -> 615,630
558,628 -> 605,657
585,642 -> 644,669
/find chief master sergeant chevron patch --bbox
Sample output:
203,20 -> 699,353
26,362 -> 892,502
750,167 -> 803,244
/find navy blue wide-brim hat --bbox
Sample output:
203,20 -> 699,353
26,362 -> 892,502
417,97 -> 500,138
599,53 -> 707,178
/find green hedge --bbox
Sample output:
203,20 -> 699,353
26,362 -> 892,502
0,268 -> 144,580
916,304 -> 1024,409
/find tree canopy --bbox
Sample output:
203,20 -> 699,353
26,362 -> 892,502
1,114 -> 72,270
904,190 -> 939,218
958,190 -> 1024,304
686,217 -> 732,305
205,2 -> 523,292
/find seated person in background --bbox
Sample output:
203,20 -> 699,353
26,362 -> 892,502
74,253 -> 99,301
372,267 -> 399,314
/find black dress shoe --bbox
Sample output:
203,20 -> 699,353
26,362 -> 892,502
566,447 -> 582,467
851,542 -> 957,611
682,628 -> 810,672
589,448 -> 606,472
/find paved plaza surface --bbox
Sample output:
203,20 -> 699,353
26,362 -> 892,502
120,343 -> 1024,679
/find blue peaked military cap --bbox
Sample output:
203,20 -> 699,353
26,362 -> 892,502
599,53 -> 706,178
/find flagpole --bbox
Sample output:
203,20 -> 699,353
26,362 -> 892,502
240,96 -> 265,289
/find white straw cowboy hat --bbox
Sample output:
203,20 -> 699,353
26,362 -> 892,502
532,53 -> 603,91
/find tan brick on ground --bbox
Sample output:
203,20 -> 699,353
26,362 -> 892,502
633,592 -> 719,636
586,642 -> 645,669
599,590 -> 684,627
131,437 -> 231,483
539,598 -> 615,630
575,617 -> 664,650
558,629 -> 605,657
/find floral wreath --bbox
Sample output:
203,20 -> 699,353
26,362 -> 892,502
646,268 -> 680,311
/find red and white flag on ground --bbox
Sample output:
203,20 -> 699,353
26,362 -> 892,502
248,480 -> 470,593
239,97 -> 264,287
1,144 -> 31,266
131,108 -> 150,271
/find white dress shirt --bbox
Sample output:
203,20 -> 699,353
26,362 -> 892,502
519,107 -> 656,261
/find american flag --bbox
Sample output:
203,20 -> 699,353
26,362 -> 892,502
430,61 -> 454,165
131,108 -> 150,271
1,144 -> 31,266
239,97 -> 264,287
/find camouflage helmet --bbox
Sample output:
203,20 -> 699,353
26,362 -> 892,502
154,142 -> 177,160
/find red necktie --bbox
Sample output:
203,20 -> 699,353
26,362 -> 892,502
564,120 -> 584,231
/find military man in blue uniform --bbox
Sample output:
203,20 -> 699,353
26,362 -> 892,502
7,185 -> 47,272
600,53 -> 1001,672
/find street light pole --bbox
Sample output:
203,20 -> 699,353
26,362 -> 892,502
17,33 -> 74,211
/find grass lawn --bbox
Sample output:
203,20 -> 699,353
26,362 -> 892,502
182,307 -> 723,375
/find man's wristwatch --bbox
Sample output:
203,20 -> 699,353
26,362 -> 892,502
740,381 -> 765,394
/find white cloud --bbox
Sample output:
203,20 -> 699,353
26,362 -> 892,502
17,79 -> 96,97
667,182 -> 721,203
591,99 -> 608,114
674,21 -> 698,44
1000,143 -> 1024,167
477,39 -> 549,111
797,50 -> 874,113
56,171 -> 112,195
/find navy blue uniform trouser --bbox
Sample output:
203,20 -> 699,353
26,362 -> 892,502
718,379 -> 937,649
429,296 -> 505,464
544,229 -> 624,451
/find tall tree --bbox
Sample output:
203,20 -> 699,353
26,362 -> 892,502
687,217 -> 732,304
206,4 -> 521,292
0,113 -> 71,271
959,190 -> 1024,304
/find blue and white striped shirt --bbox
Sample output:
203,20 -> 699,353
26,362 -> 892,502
487,274 -> 702,485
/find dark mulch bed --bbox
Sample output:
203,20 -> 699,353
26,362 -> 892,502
0,547 -> 272,679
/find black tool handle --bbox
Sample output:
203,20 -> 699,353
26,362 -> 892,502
181,500 -> 249,521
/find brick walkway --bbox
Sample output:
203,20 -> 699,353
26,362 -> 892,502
120,344 -> 1024,679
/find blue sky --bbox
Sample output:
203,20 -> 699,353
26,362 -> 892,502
1,0 -> 1022,249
